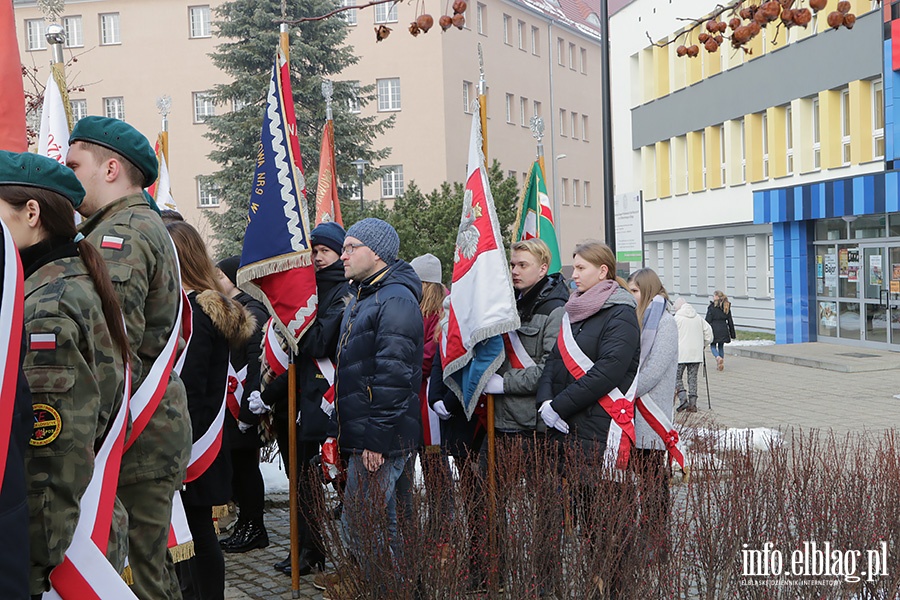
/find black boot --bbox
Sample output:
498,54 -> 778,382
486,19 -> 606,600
274,553 -> 291,573
219,520 -> 247,550
223,521 -> 269,553
282,546 -> 326,577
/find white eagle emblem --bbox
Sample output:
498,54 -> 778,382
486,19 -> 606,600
455,189 -> 482,262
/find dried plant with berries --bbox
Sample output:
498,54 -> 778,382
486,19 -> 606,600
653,0 -> 872,59
281,0 -> 469,40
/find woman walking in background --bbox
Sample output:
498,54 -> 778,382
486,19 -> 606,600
168,222 -> 255,600
706,290 -> 736,371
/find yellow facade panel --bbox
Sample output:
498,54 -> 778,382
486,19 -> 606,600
819,89 -> 842,169
746,113 -> 764,182
687,131 -> 704,192
768,106 -> 787,178
654,43 -> 670,99
706,125 -> 723,189
656,140 -> 671,198
849,79 -> 873,164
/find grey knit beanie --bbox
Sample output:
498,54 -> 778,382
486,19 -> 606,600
410,253 -> 442,284
345,218 -> 400,265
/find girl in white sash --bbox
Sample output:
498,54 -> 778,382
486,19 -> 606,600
626,268 -> 678,559
166,222 -> 255,600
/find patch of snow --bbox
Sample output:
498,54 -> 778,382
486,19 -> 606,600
260,455 -> 288,494
683,426 -> 784,452
730,339 -> 776,347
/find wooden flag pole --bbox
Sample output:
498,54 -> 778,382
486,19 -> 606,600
477,42 -> 500,598
280,17 -> 302,598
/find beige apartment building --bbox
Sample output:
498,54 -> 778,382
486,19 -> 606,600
14,0 -> 606,260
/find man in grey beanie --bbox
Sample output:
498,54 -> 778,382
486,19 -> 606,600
318,218 -> 423,593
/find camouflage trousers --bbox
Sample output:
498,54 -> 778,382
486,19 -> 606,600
119,474 -> 183,600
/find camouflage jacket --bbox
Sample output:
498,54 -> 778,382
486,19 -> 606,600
21,241 -> 127,595
78,193 -> 191,485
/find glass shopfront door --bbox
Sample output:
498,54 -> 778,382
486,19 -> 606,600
859,243 -> 900,348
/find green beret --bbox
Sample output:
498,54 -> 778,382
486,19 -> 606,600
0,151 -> 85,208
70,116 -> 158,187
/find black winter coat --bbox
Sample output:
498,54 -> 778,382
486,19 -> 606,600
333,261 -> 423,457
0,233 -> 31,600
264,260 -> 349,443
225,291 -> 268,450
537,288 -> 640,453
706,302 -> 736,344
428,356 -> 482,459
181,290 -> 254,507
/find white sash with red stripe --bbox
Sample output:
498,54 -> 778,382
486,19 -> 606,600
167,491 -> 192,550
315,358 -> 335,417
0,221 -> 24,489
226,363 -> 248,421
124,241 -> 185,451
557,312 -> 636,470
184,370 -> 228,483
502,331 -> 536,370
635,395 -> 684,467
264,318 -> 289,378
45,370 -> 136,599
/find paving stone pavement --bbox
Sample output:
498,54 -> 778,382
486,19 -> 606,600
222,343 -> 900,597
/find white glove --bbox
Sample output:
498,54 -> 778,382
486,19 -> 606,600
539,400 -> 569,434
247,390 -> 271,415
238,421 -> 254,433
432,400 -> 451,420
483,373 -> 504,395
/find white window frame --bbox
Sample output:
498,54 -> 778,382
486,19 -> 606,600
571,112 -> 578,139
505,93 -> 513,123
701,129 -> 707,189
583,181 -> 591,206
719,125 -> 726,185
376,78 -> 401,112
192,92 -> 215,123
557,38 -> 565,66
476,3 -> 485,35
502,14 -> 510,44
517,20 -> 525,50
580,48 -> 587,74
786,106 -> 794,174
197,176 -> 220,207
762,112 -> 769,179
582,115 -> 589,142
740,119 -> 746,183
341,0 -> 358,25
347,81 -> 360,114
520,97 -> 528,127
104,97 -> 125,120
841,89 -> 851,166
531,26 -> 539,55
374,2 -> 398,24
559,109 -> 567,137
100,13 -> 120,45
873,81 -> 884,160
568,42 -> 576,70
572,178 -> 580,206
533,100 -> 542,120
63,16 -> 83,48
463,81 -> 472,113
26,19 -> 45,51
561,178 -> 568,205
189,6 -> 211,38
812,97 -> 821,169
381,165 -> 404,199
70,99 -> 87,123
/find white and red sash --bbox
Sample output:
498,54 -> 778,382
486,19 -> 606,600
557,312 -> 635,469
45,370 -> 136,599
502,331 -> 536,370
167,491 -> 192,550
124,243 -> 186,451
0,222 -> 24,489
184,367 -> 229,483
315,358 -> 335,417
226,363 -> 247,421
264,318 -> 289,378
173,290 -> 192,376
635,396 -> 684,467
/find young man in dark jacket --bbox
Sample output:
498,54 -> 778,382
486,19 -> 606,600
324,218 -> 423,588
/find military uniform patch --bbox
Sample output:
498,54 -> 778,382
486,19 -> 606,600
100,235 -> 124,250
31,403 -> 62,446
29,332 -> 57,350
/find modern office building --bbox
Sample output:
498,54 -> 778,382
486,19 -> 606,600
14,0 -> 610,261
612,0 -> 900,349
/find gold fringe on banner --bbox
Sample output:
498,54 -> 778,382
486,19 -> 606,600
121,565 -> 133,585
169,540 -> 195,564
212,504 -> 230,519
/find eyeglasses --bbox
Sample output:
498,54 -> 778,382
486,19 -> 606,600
342,243 -> 366,256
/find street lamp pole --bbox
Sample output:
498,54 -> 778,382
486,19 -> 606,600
351,159 -> 368,212
600,0 -> 616,250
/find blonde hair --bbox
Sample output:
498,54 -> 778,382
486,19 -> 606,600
713,290 -> 731,314
420,281 -> 446,319
511,239 -> 552,267
573,241 -> 628,288
627,268 -> 668,330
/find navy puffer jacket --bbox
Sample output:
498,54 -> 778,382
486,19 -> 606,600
334,260 -> 424,457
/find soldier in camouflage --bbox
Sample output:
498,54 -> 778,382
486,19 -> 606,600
67,117 -> 192,600
0,151 -> 131,598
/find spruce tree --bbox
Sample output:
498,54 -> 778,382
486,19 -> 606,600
205,0 -> 393,257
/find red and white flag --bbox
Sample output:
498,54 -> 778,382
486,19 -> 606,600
0,221 -> 24,489
0,0 -> 26,152
147,135 -> 177,211
37,74 -> 69,165
440,100 -> 520,420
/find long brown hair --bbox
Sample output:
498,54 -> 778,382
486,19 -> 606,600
165,221 -> 223,294
573,241 -> 628,289
713,290 -> 731,314
627,268 -> 669,330
420,281 -> 447,343
0,185 -> 129,363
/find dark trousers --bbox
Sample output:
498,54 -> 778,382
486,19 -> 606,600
276,437 -> 325,560
231,447 -> 265,526
182,504 -> 225,600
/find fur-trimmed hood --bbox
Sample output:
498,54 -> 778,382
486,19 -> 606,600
196,289 -> 256,348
